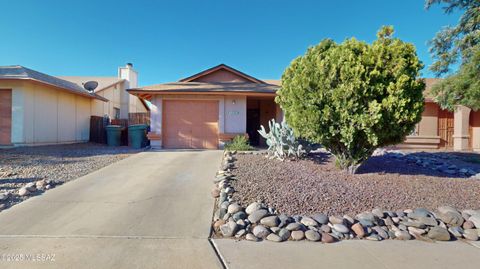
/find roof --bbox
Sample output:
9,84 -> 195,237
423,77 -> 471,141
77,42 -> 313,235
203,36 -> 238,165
0,65 -> 107,101
59,76 -> 125,92
423,78 -> 442,101
179,64 -> 266,83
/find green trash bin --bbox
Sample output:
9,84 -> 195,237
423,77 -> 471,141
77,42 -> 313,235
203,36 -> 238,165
128,124 -> 148,149
105,125 -> 124,147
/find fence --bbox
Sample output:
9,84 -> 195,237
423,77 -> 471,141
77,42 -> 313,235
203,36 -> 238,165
89,116 -> 109,144
128,112 -> 150,125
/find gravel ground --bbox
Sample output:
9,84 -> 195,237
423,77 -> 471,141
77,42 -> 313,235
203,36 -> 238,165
0,143 -> 141,208
231,152 -> 480,216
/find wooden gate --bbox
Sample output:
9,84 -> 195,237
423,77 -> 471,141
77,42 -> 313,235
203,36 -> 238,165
438,109 -> 454,149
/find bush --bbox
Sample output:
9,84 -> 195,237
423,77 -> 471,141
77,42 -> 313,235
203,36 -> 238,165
258,119 -> 306,161
224,135 -> 254,151
276,26 -> 425,173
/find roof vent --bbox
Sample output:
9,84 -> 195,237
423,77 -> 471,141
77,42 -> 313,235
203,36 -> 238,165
83,81 -> 99,92
126,63 -> 133,68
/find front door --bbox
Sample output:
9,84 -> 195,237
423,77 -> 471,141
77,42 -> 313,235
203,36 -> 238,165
246,109 -> 260,146
438,109 -> 454,149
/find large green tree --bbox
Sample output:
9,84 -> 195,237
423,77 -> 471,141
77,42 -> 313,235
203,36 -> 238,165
426,0 -> 480,110
426,0 -> 480,76
276,26 -> 425,173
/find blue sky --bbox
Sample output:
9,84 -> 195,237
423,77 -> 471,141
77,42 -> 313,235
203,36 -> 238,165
0,0 -> 460,86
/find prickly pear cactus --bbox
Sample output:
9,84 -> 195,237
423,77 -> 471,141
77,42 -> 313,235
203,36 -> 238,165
258,119 -> 305,160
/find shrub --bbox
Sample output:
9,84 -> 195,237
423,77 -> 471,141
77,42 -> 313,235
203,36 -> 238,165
224,135 -> 254,151
258,119 -> 306,161
276,26 -> 425,173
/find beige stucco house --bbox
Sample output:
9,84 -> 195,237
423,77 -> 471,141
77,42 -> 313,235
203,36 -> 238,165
0,64 -> 148,146
128,64 -> 480,151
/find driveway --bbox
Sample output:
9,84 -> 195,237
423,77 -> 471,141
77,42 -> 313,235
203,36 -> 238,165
0,150 -> 224,269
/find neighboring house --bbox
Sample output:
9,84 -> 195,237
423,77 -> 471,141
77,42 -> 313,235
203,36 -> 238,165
60,63 -> 148,120
0,64 -> 148,146
401,78 -> 480,151
128,64 -> 282,149
128,64 -> 480,151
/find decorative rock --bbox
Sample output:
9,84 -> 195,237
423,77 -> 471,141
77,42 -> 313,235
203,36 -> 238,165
343,215 -> 355,225
408,208 -> 431,219
245,233 -> 259,241
235,229 -> 246,238
468,214 -> 480,228
248,209 -> 268,223
220,220 -> 238,237
291,230 -> 305,241
18,187 -> 30,197
285,222 -> 302,231
372,208 -> 385,218
372,226 -> 389,239
329,216 -> 344,225
25,182 -> 36,192
448,226 -> 464,238
418,216 -> 438,227
356,212 -> 376,222
366,234 -> 382,241
213,219 -> 226,231
300,217 -> 318,227
395,231 -> 412,240
312,213 -> 329,225
278,214 -> 290,228
278,228 -> 291,241
260,216 -> 280,227
463,220 -> 475,230
437,211 -> 464,227
35,180 -> 47,189
359,218 -> 374,227
270,227 -> 281,233
245,202 -> 263,215
351,223 -> 366,238
384,217 -> 394,226
227,203 -> 242,214
0,193 -> 8,201
211,187 -> 220,198
252,225 -> 270,239
266,233 -> 283,242
321,232 -> 335,243
320,225 -> 331,233
427,227 -> 451,241
408,226 -> 427,235
332,224 -> 349,234
305,230 -> 321,241
463,229 -> 479,241
438,206 -> 459,215
232,211 -> 247,222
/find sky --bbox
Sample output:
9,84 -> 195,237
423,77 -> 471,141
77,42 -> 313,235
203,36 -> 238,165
0,0 -> 461,86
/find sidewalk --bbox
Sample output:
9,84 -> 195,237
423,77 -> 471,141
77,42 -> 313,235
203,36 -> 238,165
213,239 -> 480,269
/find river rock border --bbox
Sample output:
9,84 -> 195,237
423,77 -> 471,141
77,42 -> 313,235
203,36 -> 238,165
211,150 -> 480,243
0,179 -> 62,211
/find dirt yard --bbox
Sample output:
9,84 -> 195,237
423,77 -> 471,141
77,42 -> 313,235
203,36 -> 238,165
0,143 -> 141,209
231,151 -> 480,216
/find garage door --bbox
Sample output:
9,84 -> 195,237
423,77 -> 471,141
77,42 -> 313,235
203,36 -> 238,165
162,100 -> 219,149
0,89 -> 12,145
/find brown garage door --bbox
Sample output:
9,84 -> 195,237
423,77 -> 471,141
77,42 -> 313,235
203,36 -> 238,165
0,89 -> 12,145
162,100 -> 219,149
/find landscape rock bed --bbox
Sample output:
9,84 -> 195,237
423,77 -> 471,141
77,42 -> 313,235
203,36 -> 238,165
211,150 -> 480,243
0,143 -> 141,211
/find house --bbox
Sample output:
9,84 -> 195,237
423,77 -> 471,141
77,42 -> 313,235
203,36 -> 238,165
128,63 -> 480,151
401,78 -> 480,151
0,63 -> 148,146
128,64 -> 282,149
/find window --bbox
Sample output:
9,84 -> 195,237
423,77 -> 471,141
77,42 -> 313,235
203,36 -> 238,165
114,107 -> 120,119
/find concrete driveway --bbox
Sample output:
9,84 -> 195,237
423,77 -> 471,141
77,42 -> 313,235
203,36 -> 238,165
0,150 -> 224,269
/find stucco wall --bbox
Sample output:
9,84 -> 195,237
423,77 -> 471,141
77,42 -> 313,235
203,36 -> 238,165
92,85 -> 121,118
0,80 -> 93,145
418,102 -> 439,136
224,96 -> 246,134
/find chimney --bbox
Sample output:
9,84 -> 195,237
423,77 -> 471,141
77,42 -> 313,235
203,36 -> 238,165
118,63 -> 139,118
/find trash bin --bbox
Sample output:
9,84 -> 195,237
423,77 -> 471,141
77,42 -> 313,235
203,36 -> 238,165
128,124 -> 148,149
105,125 -> 124,147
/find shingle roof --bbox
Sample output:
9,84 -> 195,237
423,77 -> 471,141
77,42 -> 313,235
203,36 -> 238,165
0,65 -> 107,101
58,76 -> 125,92
128,81 -> 279,94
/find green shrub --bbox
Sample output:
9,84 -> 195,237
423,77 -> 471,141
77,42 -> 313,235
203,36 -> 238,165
224,135 -> 254,151
258,119 -> 305,160
276,26 -> 425,173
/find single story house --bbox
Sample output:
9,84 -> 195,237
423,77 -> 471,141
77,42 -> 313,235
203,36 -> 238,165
128,64 -> 480,151
0,63 -> 148,146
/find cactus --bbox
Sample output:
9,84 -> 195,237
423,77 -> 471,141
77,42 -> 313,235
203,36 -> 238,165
258,119 -> 305,160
